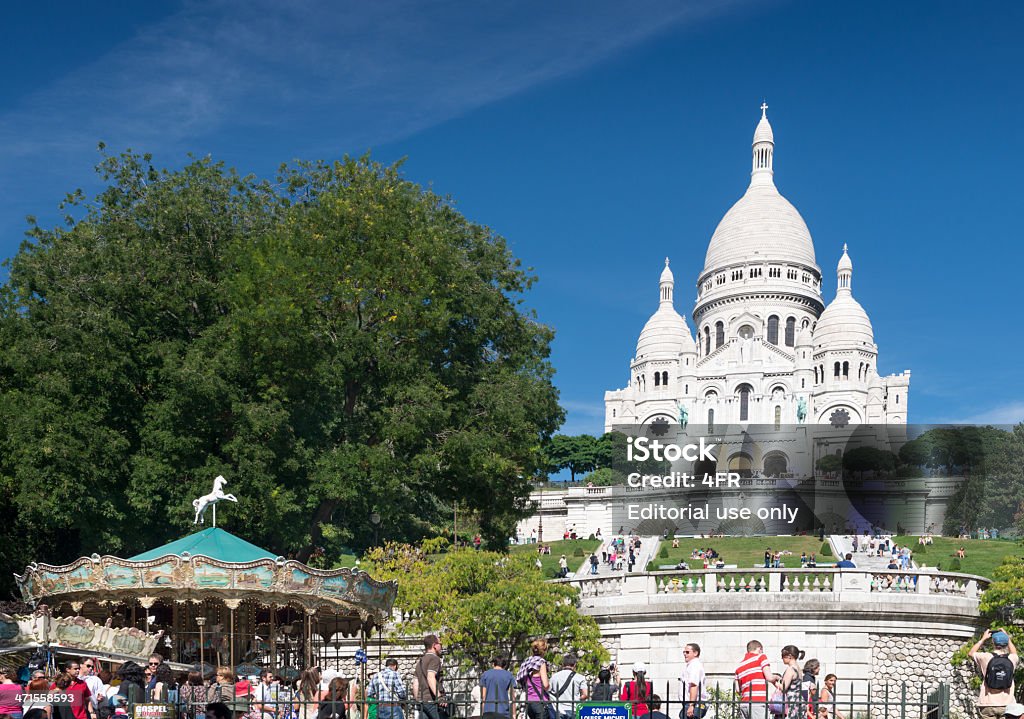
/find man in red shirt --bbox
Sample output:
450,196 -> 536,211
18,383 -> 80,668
735,640 -> 777,719
52,660 -> 96,719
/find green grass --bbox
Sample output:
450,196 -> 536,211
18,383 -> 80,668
510,538 -> 601,578
333,553 -> 359,568
653,536 -> 832,569
894,536 -> 1024,579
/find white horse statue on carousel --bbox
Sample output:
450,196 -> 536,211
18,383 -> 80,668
192,475 -> 238,525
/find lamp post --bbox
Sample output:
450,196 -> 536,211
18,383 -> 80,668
370,512 -> 381,548
196,616 -> 206,670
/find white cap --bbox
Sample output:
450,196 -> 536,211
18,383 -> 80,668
632,662 -> 647,674
1004,704 -> 1024,718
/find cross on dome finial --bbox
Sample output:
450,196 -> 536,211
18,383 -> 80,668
760,101 -> 768,117
665,257 -> 670,267
843,243 -> 848,252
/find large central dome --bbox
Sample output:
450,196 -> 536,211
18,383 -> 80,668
701,107 -> 819,276
702,183 -> 817,271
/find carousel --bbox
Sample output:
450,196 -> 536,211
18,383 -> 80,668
8,477 -> 398,676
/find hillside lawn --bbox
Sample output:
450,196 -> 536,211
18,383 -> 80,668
895,535 -> 1024,579
510,538 -> 601,578
653,535 -> 832,569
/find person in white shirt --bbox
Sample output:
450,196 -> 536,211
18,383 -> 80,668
549,655 -> 588,719
680,643 -> 708,719
80,657 -> 105,713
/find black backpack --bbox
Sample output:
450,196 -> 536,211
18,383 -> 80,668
984,655 -> 1015,690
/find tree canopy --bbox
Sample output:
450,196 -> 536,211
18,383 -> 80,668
0,151 -> 563,597
366,542 -> 608,672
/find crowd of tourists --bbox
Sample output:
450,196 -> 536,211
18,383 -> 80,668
1,627 -> 1018,719
0,653 -> 404,719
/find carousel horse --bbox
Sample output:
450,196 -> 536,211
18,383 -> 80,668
192,475 -> 238,524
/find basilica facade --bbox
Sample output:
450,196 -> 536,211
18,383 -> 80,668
604,108 -> 910,438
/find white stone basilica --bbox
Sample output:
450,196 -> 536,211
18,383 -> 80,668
604,107 -> 910,435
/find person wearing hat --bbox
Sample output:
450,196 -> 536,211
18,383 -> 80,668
969,628 -> 1019,719
549,655 -> 587,719
620,663 -> 652,717
1003,703 -> 1024,719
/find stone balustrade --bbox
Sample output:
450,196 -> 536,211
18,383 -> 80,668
565,566 -> 987,600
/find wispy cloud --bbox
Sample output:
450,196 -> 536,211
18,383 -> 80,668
0,1 -> 746,170
939,402 -> 1024,426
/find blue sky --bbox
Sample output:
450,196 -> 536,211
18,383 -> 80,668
2,1 -> 1022,434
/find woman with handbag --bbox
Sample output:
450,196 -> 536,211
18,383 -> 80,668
515,639 -> 550,719
778,646 -> 805,719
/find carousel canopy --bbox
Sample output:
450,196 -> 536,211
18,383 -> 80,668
128,528 -> 276,563
15,527 -> 397,631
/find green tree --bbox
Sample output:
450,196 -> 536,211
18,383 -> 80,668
815,454 -> 843,474
545,434 -> 600,482
841,446 -> 897,475
0,152 -> 562,596
366,542 -> 608,672
582,467 -> 625,486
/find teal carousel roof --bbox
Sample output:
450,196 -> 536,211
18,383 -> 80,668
128,528 -> 277,563
14,528 -> 397,631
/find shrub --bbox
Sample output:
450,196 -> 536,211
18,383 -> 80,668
820,542 -> 832,557
588,533 -> 596,540
659,545 -> 669,558
646,561 -> 655,572
573,547 -> 585,557
949,557 -> 961,571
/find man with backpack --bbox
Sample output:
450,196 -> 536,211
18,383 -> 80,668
549,655 -> 587,719
969,628 -> 1019,719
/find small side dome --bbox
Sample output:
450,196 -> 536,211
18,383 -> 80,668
815,295 -> 873,348
795,324 -> 813,346
636,306 -> 695,358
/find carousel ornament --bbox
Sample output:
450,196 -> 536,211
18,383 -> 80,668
192,475 -> 238,526
354,648 -> 368,665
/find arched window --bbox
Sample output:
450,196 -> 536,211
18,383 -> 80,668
612,409 -> 616,418
654,373 -> 660,387
707,409 -> 715,433
834,362 -> 840,378
842,361 -> 849,379
662,371 -> 669,386
738,384 -> 752,422
685,384 -> 689,394
785,317 -> 796,347
814,367 -> 819,384
774,405 -> 782,431
896,394 -> 900,405
704,327 -> 711,355
715,321 -> 725,349
767,316 -> 779,345
801,378 -> 805,389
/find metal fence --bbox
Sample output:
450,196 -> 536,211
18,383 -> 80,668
157,681 -> 950,719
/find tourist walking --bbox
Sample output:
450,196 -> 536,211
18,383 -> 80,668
296,669 -> 321,719
590,554 -> 599,575
415,634 -> 447,719
620,663 -> 652,718
779,646 -> 806,719
516,639 -> 550,719
679,645 -> 707,719
735,640 -> 775,719
0,666 -> 23,719
801,660 -> 821,719
818,673 -> 843,719
114,662 -> 147,712
177,671 -> 209,719
591,670 -> 615,703
479,657 -> 515,719
318,678 -> 349,719
368,658 -> 407,719
550,655 -> 587,719
52,660 -> 95,719
969,629 -> 1019,719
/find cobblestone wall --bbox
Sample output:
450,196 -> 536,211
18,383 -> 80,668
869,634 -> 975,719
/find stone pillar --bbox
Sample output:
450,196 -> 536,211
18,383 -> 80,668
704,573 -> 717,593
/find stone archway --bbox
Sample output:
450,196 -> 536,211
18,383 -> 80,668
763,451 -> 789,477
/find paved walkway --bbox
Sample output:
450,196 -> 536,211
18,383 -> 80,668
829,535 -> 910,570
576,535 -> 661,578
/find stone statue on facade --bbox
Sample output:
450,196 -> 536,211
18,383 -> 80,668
797,397 -> 807,424
677,401 -> 689,429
